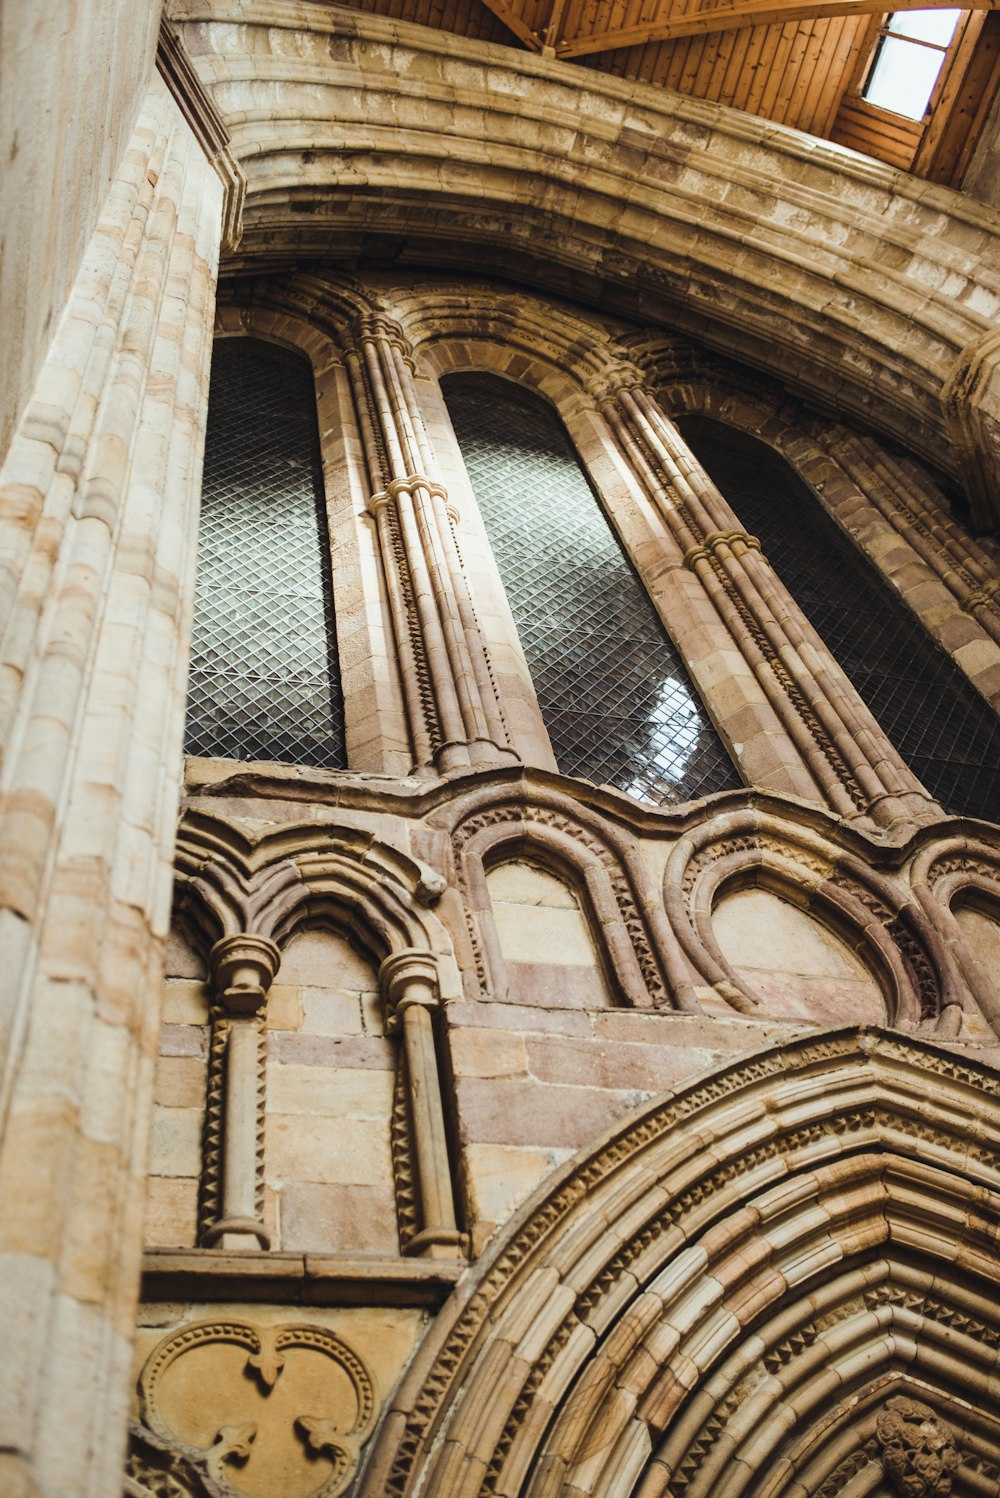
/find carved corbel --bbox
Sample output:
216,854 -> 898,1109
199,934 -> 280,1250
380,948 -> 466,1259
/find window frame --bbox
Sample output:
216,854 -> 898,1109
859,8 -> 964,121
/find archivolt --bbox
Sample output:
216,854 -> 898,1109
359,1029 -> 1000,1498
172,809 -> 446,966
440,781 -> 699,1011
173,1 -> 1000,524
663,805 -> 966,1029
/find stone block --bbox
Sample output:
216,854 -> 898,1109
278,1182 -> 399,1255
266,1112 -> 393,1186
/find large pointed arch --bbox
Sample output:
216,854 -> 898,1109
359,1028 -> 1000,1497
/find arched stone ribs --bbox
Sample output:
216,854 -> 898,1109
357,1030 -> 1000,1498
910,832 -> 1000,1040
169,811 -> 462,1258
443,788 -> 698,1011
390,285 -> 620,400
663,809 -> 966,1030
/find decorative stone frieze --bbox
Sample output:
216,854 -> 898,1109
444,782 -> 699,1011
129,1319 -> 376,1498
663,804 -> 967,1028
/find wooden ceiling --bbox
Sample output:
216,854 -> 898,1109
334,0 -> 1000,186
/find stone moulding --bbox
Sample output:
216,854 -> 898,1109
171,0 -> 1000,526
649,354 -> 1000,712
663,806 -> 968,1030
441,782 -> 699,1012
356,1028 -> 1000,1498
910,832 -> 1000,1036
156,20 -> 244,251
130,1318 -> 376,1498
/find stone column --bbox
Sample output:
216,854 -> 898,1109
0,76 -> 223,1498
343,316 -> 518,774
199,935 -> 280,1252
598,371 -> 936,831
379,949 -> 465,1260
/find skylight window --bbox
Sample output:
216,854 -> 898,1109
862,8 -> 961,119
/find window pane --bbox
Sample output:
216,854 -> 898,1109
443,374 -> 740,807
887,7 -> 960,45
184,338 -> 346,768
679,416 -> 1000,823
864,34 -> 947,118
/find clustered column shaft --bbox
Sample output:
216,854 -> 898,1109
827,429 -> 1000,649
599,374 -> 936,831
344,316 -> 517,774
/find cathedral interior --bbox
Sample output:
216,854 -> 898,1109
4,1 -> 1000,1495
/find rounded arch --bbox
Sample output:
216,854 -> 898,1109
911,831 -> 1000,1039
440,779 -> 700,1012
178,6 -> 1000,527
663,804 -> 966,1029
650,358 -> 1000,721
171,809 -> 449,977
358,1028 -> 1000,1498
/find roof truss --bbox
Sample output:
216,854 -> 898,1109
478,0 -> 997,57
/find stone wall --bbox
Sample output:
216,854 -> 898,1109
2,10 -> 1000,1497
0,0 -> 162,460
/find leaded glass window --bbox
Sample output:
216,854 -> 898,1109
184,338 -> 346,767
679,415 -> 1000,823
442,373 -> 740,806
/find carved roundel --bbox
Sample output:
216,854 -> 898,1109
137,1320 -> 377,1498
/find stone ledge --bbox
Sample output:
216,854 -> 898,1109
142,1249 -> 463,1307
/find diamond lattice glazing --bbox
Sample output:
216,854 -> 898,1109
680,414 -> 1000,823
443,374 -> 740,806
184,338 -> 346,767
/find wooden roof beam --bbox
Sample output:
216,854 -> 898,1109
542,0 -> 572,50
476,0 -> 543,50
557,0 -> 997,56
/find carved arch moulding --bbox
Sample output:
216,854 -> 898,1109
638,344 -> 1000,706
663,801 -> 977,1033
170,811 -> 464,1258
438,780 -> 701,1013
171,1 -> 1000,527
357,1028 -> 1000,1498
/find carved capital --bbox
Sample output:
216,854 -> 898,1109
351,312 -> 412,360
587,368 -> 651,407
683,528 -> 762,569
379,948 -> 440,1021
209,935 -> 280,1017
875,1395 -> 959,1497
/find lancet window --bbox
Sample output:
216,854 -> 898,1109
679,414 -> 1000,822
442,372 -> 740,806
184,337 -> 346,768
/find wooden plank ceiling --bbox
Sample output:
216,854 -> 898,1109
333,0 -> 1000,185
